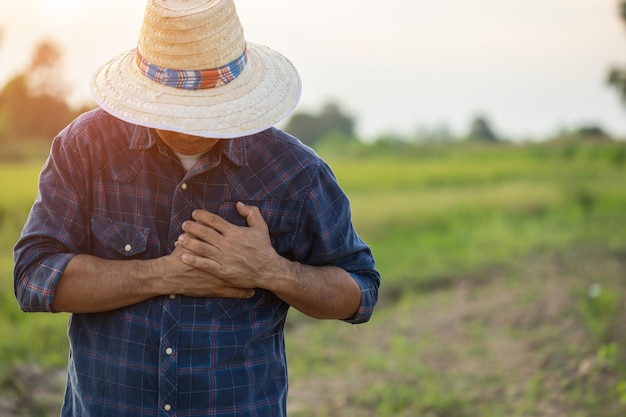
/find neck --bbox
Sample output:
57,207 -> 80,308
174,151 -> 203,171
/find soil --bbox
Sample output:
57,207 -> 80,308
287,246 -> 626,416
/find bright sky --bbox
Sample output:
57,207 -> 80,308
1,0 -> 626,140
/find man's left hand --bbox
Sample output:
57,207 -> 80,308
177,202 -> 288,291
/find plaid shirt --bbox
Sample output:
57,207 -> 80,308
14,108 -> 379,417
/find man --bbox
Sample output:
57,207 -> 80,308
13,0 -> 380,416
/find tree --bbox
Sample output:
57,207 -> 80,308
467,115 -> 499,142
318,102 -> 355,138
285,101 -> 356,147
0,74 -> 33,141
575,125 -> 611,139
607,0 -> 626,103
0,39 -> 74,142
27,40 -> 68,97
284,112 -> 319,145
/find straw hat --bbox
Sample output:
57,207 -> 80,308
90,0 -> 302,139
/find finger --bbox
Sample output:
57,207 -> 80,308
183,220 -> 223,244
180,253 -> 255,299
181,251 -> 221,271
236,202 -> 269,231
191,209 -> 233,235
178,234 -> 220,260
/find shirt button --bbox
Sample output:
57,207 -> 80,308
165,347 -> 174,356
164,404 -> 172,412
181,183 -> 188,190
124,244 -> 132,252
169,294 -> 177,300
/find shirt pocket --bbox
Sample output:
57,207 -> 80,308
90,215 -> 150,259
205,290 -> 277,321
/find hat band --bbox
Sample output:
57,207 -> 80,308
135,48 -> 248,90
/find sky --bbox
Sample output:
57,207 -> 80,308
1,0 -> 626,140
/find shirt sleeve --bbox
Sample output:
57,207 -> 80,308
291,160 -> 380,324
13,132 -> 87,312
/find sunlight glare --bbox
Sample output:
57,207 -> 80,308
33,0 -> 83,23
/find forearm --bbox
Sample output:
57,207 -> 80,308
51,254 -> 166,313
265,258 -> 362,320
176,206 -> 366,320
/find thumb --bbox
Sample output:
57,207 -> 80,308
236,202 -> 268,230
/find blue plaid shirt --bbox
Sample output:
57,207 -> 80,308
14,108 -> 379,417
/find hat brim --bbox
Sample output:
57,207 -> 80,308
89,43 -> 302,139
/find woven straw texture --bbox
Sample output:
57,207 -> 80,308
90,0 -> 301,138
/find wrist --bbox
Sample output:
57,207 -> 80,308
258,254 -> 299,294
140,256 -> 171,297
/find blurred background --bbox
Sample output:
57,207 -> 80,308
2,0 -> 626,141
1,1 -> 626,416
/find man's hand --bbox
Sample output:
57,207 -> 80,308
163,240 -> 257,299
53,202 -> 361,318
174,202 -> 361,320
175,202 -> 289,294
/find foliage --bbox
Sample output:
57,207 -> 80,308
284,101 -> 356,147
466,114 -> 499,142
0,39 -> 87,144
27,41 -> 68,98
607,0 -> 626,105
574,125 -> 612,139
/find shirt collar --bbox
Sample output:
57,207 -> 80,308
128,126 -> 249,167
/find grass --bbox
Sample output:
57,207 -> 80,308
1,138 -> 626,416
323,141 -> 626,289
0,160 -> 72,372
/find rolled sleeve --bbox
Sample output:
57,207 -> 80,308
14,252 -> 75,312
13,129 -> 87,313
344,271 -> 380,324
292,160 -> 380,324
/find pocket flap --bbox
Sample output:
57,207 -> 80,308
90,215 -> 149,257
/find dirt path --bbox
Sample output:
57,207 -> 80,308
287,247 -> 626,416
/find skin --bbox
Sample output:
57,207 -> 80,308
154,129 -> 220,155
50,130 -> 362,320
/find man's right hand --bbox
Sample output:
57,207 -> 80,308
158,242 -> 256,300
50,245 -> 254,314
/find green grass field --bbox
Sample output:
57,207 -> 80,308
1,139 -> 625,416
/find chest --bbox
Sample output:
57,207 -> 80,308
86,159 -> 301,260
